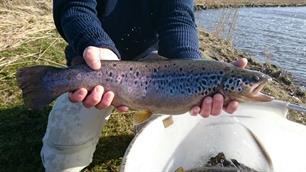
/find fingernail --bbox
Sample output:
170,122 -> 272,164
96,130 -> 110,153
191,106 -> 200,115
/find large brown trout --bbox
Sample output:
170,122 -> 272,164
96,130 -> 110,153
16,59 -> 273,122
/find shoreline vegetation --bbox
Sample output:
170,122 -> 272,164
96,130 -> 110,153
194,0 -> 306,10
0,1 -> 305,171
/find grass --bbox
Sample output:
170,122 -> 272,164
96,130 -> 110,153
1,1 -> 306,172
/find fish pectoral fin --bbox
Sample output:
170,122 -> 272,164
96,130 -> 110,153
133,110 -> 153,125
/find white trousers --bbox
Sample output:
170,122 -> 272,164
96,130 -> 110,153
41,94 -> 113,172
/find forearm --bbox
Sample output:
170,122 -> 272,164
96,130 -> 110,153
157,0 -> 201,59
53,0 -> 120,58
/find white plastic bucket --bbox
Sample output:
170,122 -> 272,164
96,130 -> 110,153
120,101 -> 306,172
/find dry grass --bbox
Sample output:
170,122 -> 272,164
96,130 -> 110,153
210,8 -> 239,43
0,0 -> 53,52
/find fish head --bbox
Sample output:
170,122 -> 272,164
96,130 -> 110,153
222,67 -> 273,102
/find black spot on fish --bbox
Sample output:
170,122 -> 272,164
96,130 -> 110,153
198,87 -> 202,92
201,80 -> 207,85
214,80 -> 219,85
109,72 -> 112,77
136,71 -> 139,77
113,64 -> 117,67
130,67 -> 133,71
219,71 -> 224,75
134,81 -> 137,85
153,68 -> 157,73
96,72 -> 102,77
179,68 -> 183,71
231,86 -> 235,91
211,75 -> 216,80
145,81 -> 148,85
238,87 -> 242,92
229,78 -> 233,84
202,67 -> 206,70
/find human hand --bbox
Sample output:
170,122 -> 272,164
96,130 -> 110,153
190,58 -> 248,117
69,46 -> 129,112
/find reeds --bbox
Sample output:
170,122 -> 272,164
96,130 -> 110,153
211,8 -> 239,43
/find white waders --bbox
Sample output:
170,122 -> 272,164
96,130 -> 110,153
41,94 -> 113,172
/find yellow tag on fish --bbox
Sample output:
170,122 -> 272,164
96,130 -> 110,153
133,110 -> 152,125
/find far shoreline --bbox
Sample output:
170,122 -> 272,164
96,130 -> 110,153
194,1 -> 306,10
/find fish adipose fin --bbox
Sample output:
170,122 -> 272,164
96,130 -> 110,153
133,110 -> 153,125
16,66 -> 59,110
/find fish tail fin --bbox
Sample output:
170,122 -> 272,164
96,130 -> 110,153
16,66 -> 60,110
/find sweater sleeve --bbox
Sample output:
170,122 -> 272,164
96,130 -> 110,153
53,0 -> 120,58
156,0 -> 202,59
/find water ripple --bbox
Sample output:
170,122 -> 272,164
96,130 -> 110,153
196,7 -> 306,86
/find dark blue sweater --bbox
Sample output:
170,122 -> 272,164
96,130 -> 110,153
53,0 -> 202,65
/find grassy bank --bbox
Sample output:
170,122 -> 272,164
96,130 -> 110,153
0,1 -> 306,172
194,0 -> 306,9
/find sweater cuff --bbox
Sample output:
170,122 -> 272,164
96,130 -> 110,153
76,29 -> 121,59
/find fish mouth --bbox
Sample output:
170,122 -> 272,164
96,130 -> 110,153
246,77 -> 274,102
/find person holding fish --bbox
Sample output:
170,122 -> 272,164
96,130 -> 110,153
37,0 -> 247,171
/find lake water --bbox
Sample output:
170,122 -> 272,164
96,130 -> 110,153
195,7 -> 306,87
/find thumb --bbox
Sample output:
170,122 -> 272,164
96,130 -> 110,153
233,58 -> 248,69
83,46 -> 101,70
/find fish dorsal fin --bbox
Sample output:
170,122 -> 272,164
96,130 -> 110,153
133,110 -> 153,125
138,55 -> 168,61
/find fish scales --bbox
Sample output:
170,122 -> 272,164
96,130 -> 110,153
16,59 -> 273,113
